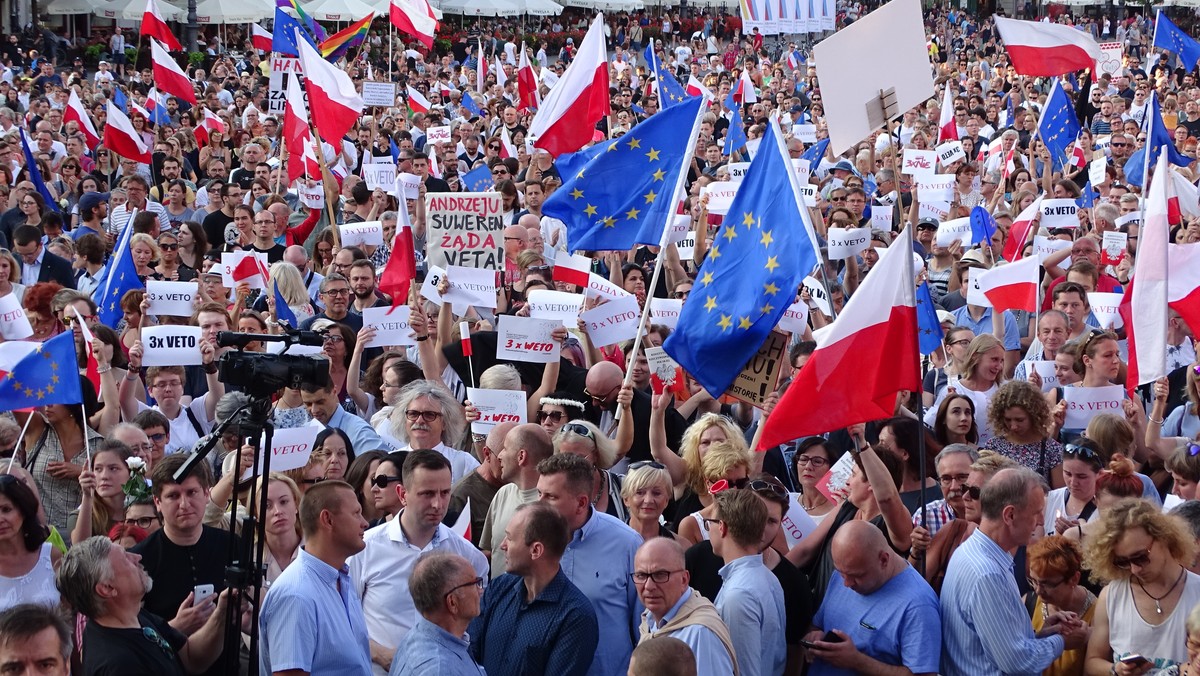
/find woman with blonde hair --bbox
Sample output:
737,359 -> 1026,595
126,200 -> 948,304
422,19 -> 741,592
129,232 -> 162,282
553,420 -> 624,520
1084,499 -> 1200,674
984,380 -> 1065,487
621,462 -> 675,541
652,409 -> 748,526
926,333 -> 1006,440
253,472 -> 303,583
266,261 -> 316,326
1086,413 -> 1162,504
676,441 -> 753,546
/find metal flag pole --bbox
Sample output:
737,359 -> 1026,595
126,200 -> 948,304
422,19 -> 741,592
6,414 -> 33,473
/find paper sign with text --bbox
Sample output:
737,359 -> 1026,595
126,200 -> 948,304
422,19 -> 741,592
724,330 -> 788,407
585,273 -> 632,302
1031,360 -> 1059,393
430,265 -> 498,309
426,125 -> 452,146
467,387 -> 527,433
702,181 -> 740,216
798,184 -> 817,206
827,227 -> 872,259
1040,198 -> 1079,229
425,193 -> 505,270
936,217 -> 973,247
141,326 -> 205,367
527,289 -> 584,327
649,297 -> 683,329
936,140 -> 966,166
1115,213 -> 1140,229
1101,231 -> 1127,266
0,294 -> 32,340
966,266 -> 992,307
252,419 -> 324,475
297,182 -> 324,209
1088,292 -> 1125,330
792,124 -> 817,142
362,306 -> 417,347
777,301 -> 810,335
791,159 -> 811,185
918,174 -> 956,203
581,294 -> 641,347
727,162 -> 750,182
496,315 -> 559,363
395,172 -> 422,200
220,251 -> 269,289
667,214 -> 691,245
902,149 -> 937,178
361,81 -> 397,107
802,276 -> 832,316
418,266 -> 468,316
1063,385 -> 1124,430
870,207 -> 893,231
340,221 -> 385,247
645,346 -> 679,393
146,280 -> 198,317
1089,158 -> 1107,187
362,162 -> 397,192
919,200 -> 950,222
781,500 -> 819,549
1034,236 -> 1072,264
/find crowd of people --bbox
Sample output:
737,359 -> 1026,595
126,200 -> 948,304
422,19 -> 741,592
1,1 -> 1200,675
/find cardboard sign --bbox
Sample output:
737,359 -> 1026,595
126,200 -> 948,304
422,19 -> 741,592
902,149 -> 937,178
726,162 -> 751,182
219,251 -> 269,290
792,123 -> 818,142
266,57 -> 303,116
724,330 -> 788,406
297,182 -> 324,209
1100,231 -> 1127,266
496,315 -> 559,363
141,325 -> 205,367
918,174 -> 956,203
802,276 -> 832,316
919,200 -> 950,222
467,387 -> 527,433
781,499 -> 819,549
253,419 -> 324,475
1088,292 -> 1125,330
425,193 -> 505,270
826,227 -> 872,259
936,140 -> 966,166
1063,385 -> 1124,430
702,181 -> 740,216
1034,236 -> 1071,264
527,289 -> 584,327
585,273 -> 632,302
777,300 -> 810,335
145,280 -> 197,318
649,297 -> 683,330
936,217 -> 973,247
361,81 -> 397,107
966,266 -> 991,308
340,220 -> 385,247
1040,198 -> 1079,229
362,306 -> 417,347
645,346 -> 679,394
0,294 -> 34,340
1089,157 -> 1108,187
581,294 -> 641,347
362,162 -> 396,192
1031,360 -> 1059,393
394,172 -> 422,200
426,125 -> 452,146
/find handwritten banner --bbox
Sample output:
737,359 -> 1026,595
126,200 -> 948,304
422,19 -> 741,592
146,280 -> 197,317
362,306 -> 417,347
425,193 -> 505,270
581,294 -> 641,347
725,330 -> 788,407
467,387 -> 527,433
426,125 -> 452,146
141,326 -> 205,367
496,315 -> 559,363
1063,385 -> 1124,430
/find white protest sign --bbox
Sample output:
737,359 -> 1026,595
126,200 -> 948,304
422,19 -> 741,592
297,182 -> 324,209
667,214 -> 691,245
826,227 -> 872,259
1031,360 -> 1059,393
1088,292 -> 1125,330
791,158 -> 812,185
781,500 -> 819,549
394,172 -> 422,200
435,265 -> 498,309
1097,41 -> 1124,78
966,266 -> 992,307
1101,231 -> 1127,266
727,162 -> 751,182
527,289 -> 584,327
777,300 -> 810,334
649,297 -> 683,330
936,217 -> 973,247
645,346 -> 679,393
1034,236 -> 1072,264
361,162 -> 396,192
902,149 -> 937,178
802,276 -> 832,316
340,220 -> 385,247
467,387 -> 527,433
797,184 -> 817,206
1063,385 -> 1124,430
1040,198 -> 1079,229
362,306 -> 417,347
1115,213 -> 1140,229
918,174 -> 956,203
253,419 -> 324,475
870,208 -> 893,231
426,125 -> 452,146
425,193 -> 505,270
936,140 -> 966,166
581,294 -> 641,347
919,200 -> 950,222
360,81 -> 397,107
141,326 -> 204,367
816,450 -> 858,501
220,251 -> 269,290
145,280 -> 198,318
702,181 -> 740,216
0,294 -> 33,340
792,123 -> 817,142
1089,157 -> 1108,187
496,315 -> 559,363
585,273 -> 632,302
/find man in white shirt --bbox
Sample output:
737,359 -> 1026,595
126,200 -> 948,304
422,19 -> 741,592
390,381 -> 479,484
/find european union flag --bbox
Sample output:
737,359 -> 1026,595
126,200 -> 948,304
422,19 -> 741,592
644,44 -> 687,108
144,91 -> 170,127
0,331 -> 83,410
461,90 -> 482,116
274,281 -> 298,328
800,138 -> 829,166
389,137 -> 400,163
663,121 -> 820,396
1077,181 -> 1099,208
1126,91 -> 1194,187
97,221 -> 145,328
916,282 -> 944,356
969,206 -> 996,246
1154,10 -> 1200,71
543,96 -> 705,252
463,165 -> 493,192
723,93 -> 747,155
1037,79 -> 1080,172
19,130 -> 59,214
111,86 -> 128,114
272,6 -> 319,57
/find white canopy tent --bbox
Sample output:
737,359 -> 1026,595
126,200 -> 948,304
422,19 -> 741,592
45,0 -> 96,15
559,0 -> 643,10
302,0 -> 378,22
433,0 -> 523,17
93,0 -> 184,21
193,0 -> 273,23
515,0 -> 564,15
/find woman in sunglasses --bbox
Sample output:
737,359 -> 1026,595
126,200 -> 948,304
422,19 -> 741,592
535,393 -> 586,437
1045,439 -> 1104,537
676,442 -> 752,547
554,420 -> 623,520
1083,498 -> 1200,675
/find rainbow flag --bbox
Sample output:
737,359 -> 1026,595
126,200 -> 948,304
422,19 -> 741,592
319,13 -> 374,61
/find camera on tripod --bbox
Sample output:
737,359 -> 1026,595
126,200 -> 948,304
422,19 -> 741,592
215,329 -> 333,398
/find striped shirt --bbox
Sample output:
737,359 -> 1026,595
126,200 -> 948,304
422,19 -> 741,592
107,199 -> 170,236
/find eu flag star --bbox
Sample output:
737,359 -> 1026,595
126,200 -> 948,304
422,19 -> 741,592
764,282 -> 780,295
722,227 -> 737,242
601,216 -> 617,228
646,148 -> 661,162
741,212 -> 754,227
760,230 -> 774,247
652,169 -> 666,181
738,316 -> 752,330
50,374 -> 59,384
709,245 -> 720,259
704,295 -> 718,311
643,190 -> 657,204
765,256 -> 780,273
584,204 -> 598,217
627,137 -> 641,149
717,314 -> 732,331
760,302 -> 775,315
571,188 -> 584,199
700,271 -> 714,286
9,380 -> 21,391
624,207 -> 641,220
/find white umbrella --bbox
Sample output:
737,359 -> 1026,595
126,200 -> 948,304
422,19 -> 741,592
433,0 -> 522,17
45,0 -> 95,15
302,0 -> 377,22
93,0 -> 184,20
560,0 -> 642,10
514,0 -> 563,15
193,0 -> 273,23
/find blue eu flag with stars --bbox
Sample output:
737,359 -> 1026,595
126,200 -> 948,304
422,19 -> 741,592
543,96 -> 705,252
1037,80 -> 1080,172
723,93 -> 747,155
461,90 -> 482,117
916,282 -> 944,356
0,331 -> 83,410
463,166 -> 494,193
1126,91 -> 1194,187
800,138 -> 829,166
644,44 -> 688,108
664,121 -> 819,397
97,221 -> 145,328
19,130 -> 59,214
1154,11 -> 1200,71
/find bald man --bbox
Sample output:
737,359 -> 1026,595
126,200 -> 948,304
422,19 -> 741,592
502,225 -> 528,277
583,362 -> 686,469
628,636 -> 697,676
635,538 -> 737,676
479,423 -> 554,577
283,244 -> 324,308
804,521 -> 941,676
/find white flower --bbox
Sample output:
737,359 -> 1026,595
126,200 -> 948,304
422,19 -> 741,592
126,457 -> 147,471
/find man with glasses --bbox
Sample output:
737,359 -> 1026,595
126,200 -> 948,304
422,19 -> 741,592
634,537 -> 736,676
909,445 -> 979,549
584,361 -> 686,466
350,450 -> 487,675
302,273 -> 364,331
388,552 -> 487,676
391,381 -> 479,484
120,347 -> 224,455
111,423 -> 156,471
248,211 -> 285,263
132,410 -> 171,471
109,176 -> 169,236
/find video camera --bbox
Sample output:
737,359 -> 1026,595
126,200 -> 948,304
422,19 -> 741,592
215,329 -> 332,398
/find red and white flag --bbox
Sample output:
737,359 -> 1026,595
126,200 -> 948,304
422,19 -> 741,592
1169,167 -> 1200,221
460,322 -> 473,357
390,0 -> 438,49
251,24 -> 273,53
1002,197 -> 1041,261
978,256 -> 1040,313
72,306 -> 100,393
450,497 -> 472,540
103,101 -> 151,164
498,126 -> 517,158
994,16 -> 1103,77
380,203 -> 418,309
405,85 -> 431,114
553,251 -> 591,288
1164,243 -> 1200,336
202,107 -> 227,135
686,74 -> 713,100
296,32 -> 364,146
232,254 -> 270,287
141,0 -> 181,51
494,59 -> 508,88
1121,150 -> 1170,392
758,226 -> 921,447
150,39 -> 197,104
938,84 -> 958,143
517,45 -> 539,112
529,13 -> 611,156
65,89 -> 100,150
284,71 -> 310,183
1069,142 -> 1086,169
476,38 -> 486,94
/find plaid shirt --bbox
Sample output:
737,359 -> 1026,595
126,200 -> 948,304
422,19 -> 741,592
911,499 -> 957,537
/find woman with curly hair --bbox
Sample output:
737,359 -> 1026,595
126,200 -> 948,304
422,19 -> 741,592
653,410 -> 749,527
1025,535 -> 1097,676
925,333 -> 1006,440
1084,499 -> 1200,674
676,441 -> 753,546
984,380 -> 1065,487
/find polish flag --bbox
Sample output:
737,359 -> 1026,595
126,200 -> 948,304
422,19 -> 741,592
379,203 -> 417,308
1001,149 -> 1017,180
1002,197 -> 1041,261
251,24 -> 273,53
1069,143 -> 1086,169
1121,150 -> 1170,392
460,322 -> 473,357
72,306 -> 100,393
553,251 -> 592,288
529,13 -> 611,156
498,126 -> 517,158
300,137 -> 322,179
202,107 -> 227,135
103,101 -> 151,164
284,71 -> 310,183
994,16 -> 1103,77
232,253 -> 270,288
1169,167 -> 1200,220
406,85 -> 431,114
65,89 -> 100,150
150,39 -> 197,104
428,150 -> 441,178
476,38 -> 486,94
1163,243 -> 1200,338
978,256 -> 1040,313
450,497 -> 472,541
517,45 -> 539,112
141,0 -> 181,51
938,84 -> 958,143
758,226 -> 921,447
686,74 -> 713,100
494,59 -> 508,88
296,32 -> 364,148
390,0 -> 438,49
732,69 -> 757,104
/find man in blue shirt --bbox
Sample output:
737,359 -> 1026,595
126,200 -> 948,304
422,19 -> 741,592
710,489 -> 787,676
805,521 -> 941,675
300,381 -> 385,453
468,502 -> 598,676
389,552 -> 486,676
536,453 -> 642,676
260,480 -> 374,676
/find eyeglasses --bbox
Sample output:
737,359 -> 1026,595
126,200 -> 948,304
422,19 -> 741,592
370,475 -> 402,489
939,473 -> 970,486
443,576 -> 485,599
536,410 -> 566,423
488,145 -> 500,150
1064,443 -> 1099,460
630,569 -> 684,585
1113,546 -> 1153,570
560,422 -> 596,442
124,516 -> 158,529
796,455 -> 829,468
946,338 -> 972,347
322,288 -> 351,296
629,460 -> 666,471
404,409 -> 443,422
748,479 -> 788,500
1027,575 -> 1067,591
492,169 -> 509,176
961,484 -> 982,500
147,432 -> 167,443
700,517 -> 723,532
64,313 -> 94,324
322,334 -> 344,344
583,385 -> 619,405
1110,142 -> 1128,148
